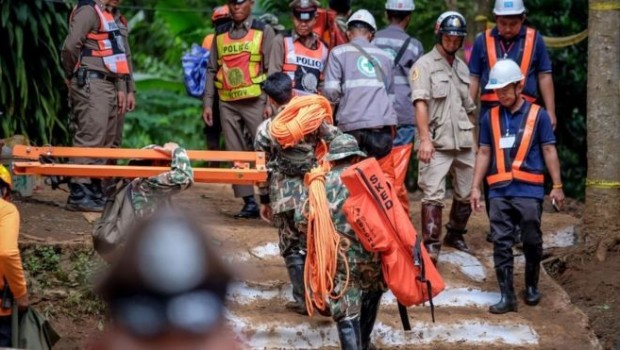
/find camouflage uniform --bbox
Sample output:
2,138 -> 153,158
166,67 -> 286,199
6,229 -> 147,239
130,147 -> 193,218
254,118 -> 340,257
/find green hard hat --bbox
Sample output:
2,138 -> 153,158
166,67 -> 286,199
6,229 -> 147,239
325,134 -> 367,161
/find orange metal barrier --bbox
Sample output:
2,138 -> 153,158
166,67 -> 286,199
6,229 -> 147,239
11,145 -> 267,185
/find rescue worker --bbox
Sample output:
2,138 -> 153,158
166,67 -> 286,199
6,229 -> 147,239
62,0 -> 130,212
372,0 -> 424,213
410,11 -> 477,263
93,142 -> 194,262
109,0 -> 136,147
296,134 -> 385,350
469,0 -> 556,128
324,10 -> 397,167
268,0 -> 328,96
201,6 -> 233,156
255,73 -> 340,315
0,165 -> 29,346
469,0 -> 556,227
202,0 -> 276,219
470,59 -> 564,314
92,210 -> 241,350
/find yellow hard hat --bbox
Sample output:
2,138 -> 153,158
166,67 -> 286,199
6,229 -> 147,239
0,165 -> 11,189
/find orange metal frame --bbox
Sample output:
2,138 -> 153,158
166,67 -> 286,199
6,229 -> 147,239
11,145 -> 267,185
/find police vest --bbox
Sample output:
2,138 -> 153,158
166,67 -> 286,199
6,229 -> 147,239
75,1 -> 129,75
482,27 -> 537,104
282,36 -> 328,94
486,104 -> 544,188
214,20 -> 266,101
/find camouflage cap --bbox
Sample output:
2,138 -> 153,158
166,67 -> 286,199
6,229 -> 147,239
325,134 -> 367,162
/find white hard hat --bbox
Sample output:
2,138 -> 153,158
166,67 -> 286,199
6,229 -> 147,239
385,0 -> 415,11
493,0 -> 526,16
347,9 -> 377,32
485,59 -> 524,90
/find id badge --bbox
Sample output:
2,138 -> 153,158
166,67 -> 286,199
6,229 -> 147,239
499,135 -> 516,149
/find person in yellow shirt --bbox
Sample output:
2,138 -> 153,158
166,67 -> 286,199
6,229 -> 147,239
0,165 -> 29,346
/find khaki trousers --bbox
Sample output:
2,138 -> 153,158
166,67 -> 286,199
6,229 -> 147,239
417,148 -> 474,206
219,95 -> 265,198
69,78 -> 118,183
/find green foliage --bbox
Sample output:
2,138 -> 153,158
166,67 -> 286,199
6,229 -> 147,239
23,246 -> 61,280
0,0 -> 71,145
122,89 -> 205,150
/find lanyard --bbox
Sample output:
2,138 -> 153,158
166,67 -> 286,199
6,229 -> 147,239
503,109 -> 512,136
499,40 -> 516,59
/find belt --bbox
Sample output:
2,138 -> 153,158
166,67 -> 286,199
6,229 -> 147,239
87,71 -> 117,83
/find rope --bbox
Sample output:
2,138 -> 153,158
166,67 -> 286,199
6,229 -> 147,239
303,163 -> 349,316
269,94 -> 333,151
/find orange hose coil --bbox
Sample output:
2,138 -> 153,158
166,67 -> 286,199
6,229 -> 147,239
303,163 -> 349,316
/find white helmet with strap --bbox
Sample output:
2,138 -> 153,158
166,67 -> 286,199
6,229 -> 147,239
485,59 -> 524,90
385,0 -> 415,11
346,9 -> 377,32
493,0 -> 526,16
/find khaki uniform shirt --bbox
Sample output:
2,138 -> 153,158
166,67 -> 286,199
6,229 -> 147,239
61,0 -> 125,90
410,46 -> 476,150
203,16 -> 276,109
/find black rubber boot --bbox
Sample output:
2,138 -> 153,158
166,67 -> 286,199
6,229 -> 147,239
234,195 -> 259,219
523,244 -> 542,306
360,291 -> 382,350
284,254 -> 308,315
337,318 -> 362,350
66,183 -> 104,212
489,266 -> 518,314
89,179 -> 106,206
444,200 -> 472,253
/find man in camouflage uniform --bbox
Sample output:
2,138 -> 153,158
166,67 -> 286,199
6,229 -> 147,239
255,73 -> 340,315
94,142 -> 193,262
297,134 -> 386,350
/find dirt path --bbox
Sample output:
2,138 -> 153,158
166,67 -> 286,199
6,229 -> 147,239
14,184 -> 612,349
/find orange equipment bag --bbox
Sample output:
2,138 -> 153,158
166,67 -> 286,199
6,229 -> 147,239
341,157 -> 444,325
391,144 -> 413,213
313,8 -> 348,50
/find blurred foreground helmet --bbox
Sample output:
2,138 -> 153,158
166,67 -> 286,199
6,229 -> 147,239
96,209 -> 234,338
0,165 -> 11,189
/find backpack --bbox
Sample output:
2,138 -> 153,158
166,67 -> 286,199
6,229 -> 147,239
181,43 -> 210,99
92,180 -> 136,261
313,8 -> 348,50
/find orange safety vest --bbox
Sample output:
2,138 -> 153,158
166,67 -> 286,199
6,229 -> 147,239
76,1 -> 130,75
214,21 -> 266,101
282,36 -> 328,94
481,27 -> 536,103
486,104 -> 545,188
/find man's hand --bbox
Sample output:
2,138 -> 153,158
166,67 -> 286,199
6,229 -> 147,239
16,294 -> 29,311
549,188 -> 565,211
117,90 -> 127,115
126,92 -> 136,112
470,187 -> 484,213
260,204 -> 273,224
417,138 -> 435,163
203,106 -> 213,126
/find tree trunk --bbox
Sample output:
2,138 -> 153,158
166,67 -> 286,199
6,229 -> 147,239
584,0 -> 620,261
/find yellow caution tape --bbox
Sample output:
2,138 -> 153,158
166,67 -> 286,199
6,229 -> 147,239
590,1 -> 620,11
585,178 -> 620,189
473,15 -> 587,48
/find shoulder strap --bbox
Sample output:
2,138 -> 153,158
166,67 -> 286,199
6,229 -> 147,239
394,37 -> 412,66
349,42 -> 387,87
251,18 -> 266,31
215,21 -> 233,35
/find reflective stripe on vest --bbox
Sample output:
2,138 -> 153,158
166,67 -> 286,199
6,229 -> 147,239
215,28 -> 265,101
81,4 -> 129,74
481,27 -> 536,103
486,104 -> 544,187
282,36 -> 328,94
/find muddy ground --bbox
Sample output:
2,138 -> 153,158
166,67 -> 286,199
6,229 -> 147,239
12,184 -> 620,349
